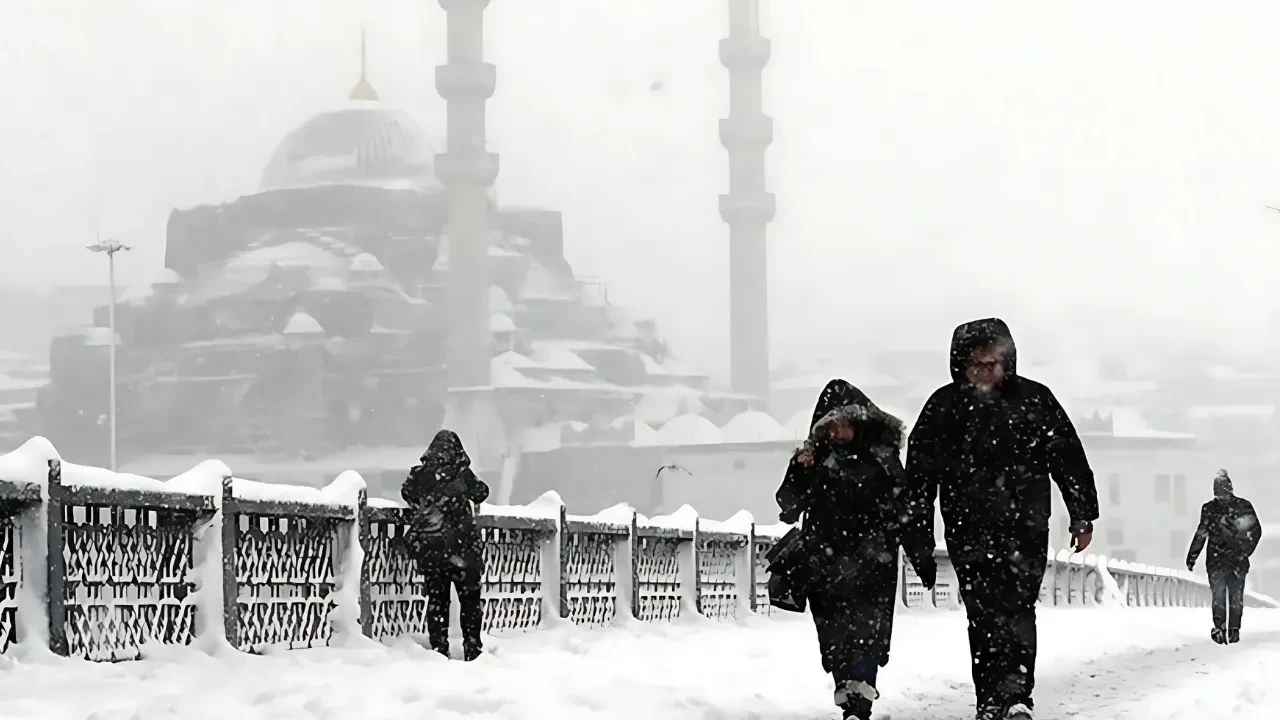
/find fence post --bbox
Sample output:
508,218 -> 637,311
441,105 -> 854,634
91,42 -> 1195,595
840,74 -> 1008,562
357,488 -> 372,637
45,459 -> 67,656
745,522 -> 758,613
220,474 -> 239,649
680,517 -> 701,616
557,504 -> 569,620
625,510 -> 639,620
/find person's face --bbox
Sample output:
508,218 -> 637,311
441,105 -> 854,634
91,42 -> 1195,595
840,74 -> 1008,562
965,345 -> 1006,392
826,418 -> 856,444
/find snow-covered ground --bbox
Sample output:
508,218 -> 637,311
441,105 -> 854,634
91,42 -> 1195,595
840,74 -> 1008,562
2,608 -> 1278,720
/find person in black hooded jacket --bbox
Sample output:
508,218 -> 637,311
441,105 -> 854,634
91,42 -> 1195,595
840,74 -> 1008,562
1187,469 -> 1263,644
402,430 -> 490,660
777,379 -> 937,720
904,318 -> 1099,720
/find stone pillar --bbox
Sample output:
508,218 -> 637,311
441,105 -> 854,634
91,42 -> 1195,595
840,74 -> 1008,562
719,0 -> 775,404
436,0 -> 506,470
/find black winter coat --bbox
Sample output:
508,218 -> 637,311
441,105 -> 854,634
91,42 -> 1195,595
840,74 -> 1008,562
402,430 -> 490,572
1187,493 -> 1262,573
775,380 -> 933,668
905,319 -> 1099,559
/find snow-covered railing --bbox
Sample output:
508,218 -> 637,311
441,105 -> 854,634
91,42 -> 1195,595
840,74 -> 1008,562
0,437 -> 1274,661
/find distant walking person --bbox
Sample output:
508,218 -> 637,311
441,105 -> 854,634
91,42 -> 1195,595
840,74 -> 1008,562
1186,470 -> 1262,644
402,430 -> 491,660
905,318 -> 1099,720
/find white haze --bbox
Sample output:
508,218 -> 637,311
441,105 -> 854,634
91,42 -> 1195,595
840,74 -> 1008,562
4,0 -> 1280,378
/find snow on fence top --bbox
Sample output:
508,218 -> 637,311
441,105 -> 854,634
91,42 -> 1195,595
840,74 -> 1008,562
0,436 -> 1274,663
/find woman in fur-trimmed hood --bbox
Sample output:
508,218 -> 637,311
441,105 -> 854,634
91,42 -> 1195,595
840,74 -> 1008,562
773,379 -> 936,720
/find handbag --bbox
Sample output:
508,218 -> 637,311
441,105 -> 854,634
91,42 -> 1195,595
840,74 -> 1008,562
765,523 -> 812,613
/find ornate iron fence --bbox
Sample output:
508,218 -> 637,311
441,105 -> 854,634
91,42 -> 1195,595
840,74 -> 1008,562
0,461 -> 1271,661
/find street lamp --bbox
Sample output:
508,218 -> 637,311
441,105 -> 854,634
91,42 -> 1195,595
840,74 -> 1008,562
87,238 -> 130,472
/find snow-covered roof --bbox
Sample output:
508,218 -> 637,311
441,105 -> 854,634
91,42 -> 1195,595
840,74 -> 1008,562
656,414 -> 723,446
349,252 -> 384,273
720,411 -> 788,443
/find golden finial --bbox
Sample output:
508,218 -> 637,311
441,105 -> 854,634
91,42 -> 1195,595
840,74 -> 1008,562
348,28 -> 380,101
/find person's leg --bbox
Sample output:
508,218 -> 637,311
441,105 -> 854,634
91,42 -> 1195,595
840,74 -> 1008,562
456,564 -> 485,660
1209,568 -> 1228,638
1227,568 -> 1246,642
423,565 -> 452,657
954,555 -> 1002,715
1002,547 -> 1047,711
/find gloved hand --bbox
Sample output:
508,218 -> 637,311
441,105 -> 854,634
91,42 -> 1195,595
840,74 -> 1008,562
1186,559 -> 1195,573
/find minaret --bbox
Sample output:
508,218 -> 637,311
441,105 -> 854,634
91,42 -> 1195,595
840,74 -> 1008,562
719,0 -> 775,404
436,0 -> 504,472
349,28 -> 380,101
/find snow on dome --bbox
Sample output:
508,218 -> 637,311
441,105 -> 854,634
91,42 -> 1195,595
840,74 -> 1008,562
721,411 -> 788,443
283,311 -> 324,335
349,252 -> 384,272
490,312 -> 516,334
490,285 -> 513,314
785,410 -> 812,440
153,268 -> 184,285
633,419 -> 661,446
657,414 -> 724,446
260,106 -> 439,192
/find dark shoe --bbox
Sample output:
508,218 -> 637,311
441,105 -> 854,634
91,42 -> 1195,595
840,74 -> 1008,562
1228,629 -> 1240,644
840,696 -> 872,720
463,643 -> 483,661
977,707 -> 1004,720
1210,628 -> 1226,644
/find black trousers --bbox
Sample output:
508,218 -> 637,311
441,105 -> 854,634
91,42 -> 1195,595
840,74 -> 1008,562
1209,565 -> 1247,632
423,560 -> 484,658
951,541 -> 1047,713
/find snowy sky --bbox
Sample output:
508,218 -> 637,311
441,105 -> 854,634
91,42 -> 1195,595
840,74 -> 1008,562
4,0 -> 1280,377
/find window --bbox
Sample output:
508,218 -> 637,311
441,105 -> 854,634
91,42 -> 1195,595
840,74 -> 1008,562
1173,474 -> 1187,515
732,458 -> 746,471
1155,474 -> 1171,502
1108,473 -> 1121,505
1107,526 -> 1125,546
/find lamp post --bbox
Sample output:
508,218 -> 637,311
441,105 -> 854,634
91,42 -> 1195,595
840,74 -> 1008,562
87,238 -> 129,471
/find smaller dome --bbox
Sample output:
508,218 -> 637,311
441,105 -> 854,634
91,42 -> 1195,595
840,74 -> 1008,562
721,411 -> 788,443
349,252 -> 384,272
283,311 -> 324,335
153,268 -> 185,285
657,414 -> 723,446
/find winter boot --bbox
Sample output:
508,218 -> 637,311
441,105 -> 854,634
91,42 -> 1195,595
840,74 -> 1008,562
1005,703 -> 1033,719
463,642 -> 483,662
1210,628 -> 1226,644
977,706 -> 1004,720
834,679 -> 879,705
1228,629 -> 1240,644
840,696 -> 872,720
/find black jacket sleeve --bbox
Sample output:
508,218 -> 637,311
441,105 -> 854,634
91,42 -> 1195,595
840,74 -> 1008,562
776,455 -> 811,524
401,465 -> 430,506
461,467 -> 490,505
875,446 -> 936,584
904,390 -> 947,545
1187,502 -> 1210,569
1041,389 -> 1099,532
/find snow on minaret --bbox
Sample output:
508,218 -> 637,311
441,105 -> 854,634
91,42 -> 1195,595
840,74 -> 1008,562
349,28 -> 380,102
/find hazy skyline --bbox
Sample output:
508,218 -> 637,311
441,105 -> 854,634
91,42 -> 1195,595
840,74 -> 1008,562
5,0 -> 1280,378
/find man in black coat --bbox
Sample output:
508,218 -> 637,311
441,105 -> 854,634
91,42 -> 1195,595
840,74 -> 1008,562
402,430 -> 491,660
905,318 -> 1099,720
1186,470 -> 1262,645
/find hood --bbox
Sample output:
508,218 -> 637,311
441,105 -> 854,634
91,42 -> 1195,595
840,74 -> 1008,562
809,378 -> 906,452
1214,469 -> 1234,497
950,317 -> 1018,383
420,429 -> 471,473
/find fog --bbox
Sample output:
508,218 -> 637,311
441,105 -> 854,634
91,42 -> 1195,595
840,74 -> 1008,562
5,0 -> 1280,376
